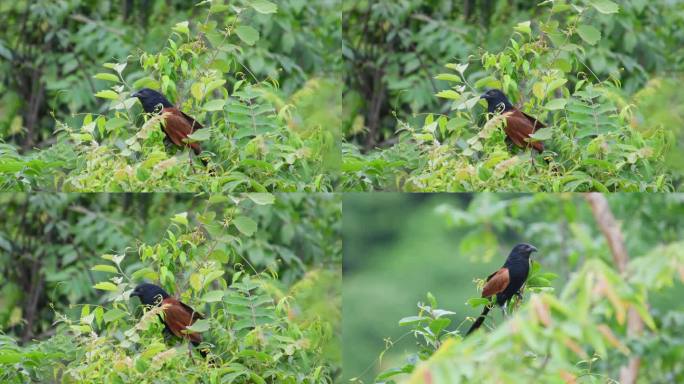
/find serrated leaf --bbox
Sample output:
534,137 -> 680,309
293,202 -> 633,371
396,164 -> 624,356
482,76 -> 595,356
233,216 -> 257,236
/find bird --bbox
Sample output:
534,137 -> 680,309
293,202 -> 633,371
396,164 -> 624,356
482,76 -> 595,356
465,243 -> 538,335
130,283 -> 207,356
131,88 -> 207,166
480,89 -> 546,152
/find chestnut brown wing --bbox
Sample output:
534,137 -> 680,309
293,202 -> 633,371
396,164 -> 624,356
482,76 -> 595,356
161,297 -> 202,344
503,110 -> 544,151
482,268 -> 510,298
520,111 -> 546,131
161,108 -> 202,155
181,111 -> 204,131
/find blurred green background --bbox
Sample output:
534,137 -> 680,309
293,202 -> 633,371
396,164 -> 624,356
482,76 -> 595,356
342,193 -> 684,382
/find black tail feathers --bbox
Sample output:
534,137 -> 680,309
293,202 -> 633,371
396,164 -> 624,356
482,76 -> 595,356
466,305 -> 491,336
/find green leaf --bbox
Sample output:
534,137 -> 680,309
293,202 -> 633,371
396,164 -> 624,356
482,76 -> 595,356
103,308 -> 127,323
233,216 -> 257,236
132,77 -> 160,90
93,282 -> 118,291
191,82 -> 204,101
93,73 -> 119,82
131,267 -> 158,281
187,128 -> 211,142
514,21 -> 531,36
203,99 -> 225,111
466,298 -> 490,308
434,74 -> 461,83
577,25 -> 601,45
94,90 -> 119,100
209,249 -> 229,263
532,82 -> 546,99
545,98 -> 568,110
249,0 -> 277,14
235,26 -> 259,46
246,193 -> 275,205
0,351 -> 22,364
171,212 -> 188,226
105,117 -> 128,131
91,265 -> 118,274
201,290 -> 225,303
185,319 -> 210,333
529,128 -> 553,141
435,90 -> 461,100
398,316 -> 429,326
590,0 -> 619,14
429,318 -> 451,335
446,63 -> 468,74
173,21 -> 190,37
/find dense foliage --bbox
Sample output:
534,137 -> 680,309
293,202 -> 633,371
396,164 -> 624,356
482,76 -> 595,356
343,193 -> 684,383
0,193 -> 341,383
342,0 -> 684,191
0,0 -> 340,192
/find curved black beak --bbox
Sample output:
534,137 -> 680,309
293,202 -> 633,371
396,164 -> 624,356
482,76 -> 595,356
480,93 -> 488,99
131,91 -> 141,98
529,245 -> 538,253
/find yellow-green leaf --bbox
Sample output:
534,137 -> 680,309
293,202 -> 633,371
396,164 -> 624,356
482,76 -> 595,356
95,90 -> 119,100
514,21 -> 531,36
173,21 -> 189,37
532,82 -> 546,100
91,265 -> 118,274
93,282 -> 118,291
93,73 -> 119,82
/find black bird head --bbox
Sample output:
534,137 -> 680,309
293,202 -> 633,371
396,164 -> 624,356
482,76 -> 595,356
130,283 -> 170,306
508,243 -> 538,262
131,88 -> 173,113
480,89 -> 513,113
